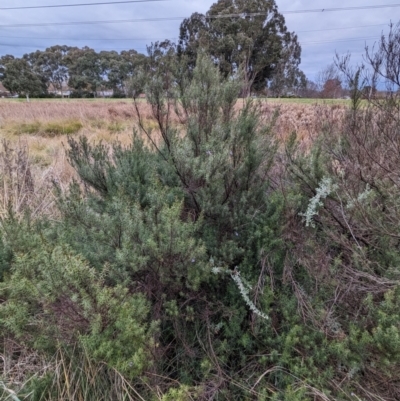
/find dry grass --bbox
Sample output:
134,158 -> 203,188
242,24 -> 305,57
0,100 -> 165,218
0,99 -> 346,210
0,140 -> 64,219
258,101 -> 346,148
1,340 -> 144,401
0,100 -> 144,182
0,99 -> 136,121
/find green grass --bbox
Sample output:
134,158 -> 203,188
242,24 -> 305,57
42,120 -> 83,136
12,119 -> 83,136
17,121 -> 41,134
107,121 -> 126,132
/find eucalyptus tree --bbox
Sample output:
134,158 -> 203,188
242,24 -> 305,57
268,38 -> 307,96
0,55 -> 15,81
178,0 -> 303,96
65,46 -> 103,97
24,46 -> 70,96
1,57 -> 45,101
99,50 -> 145,96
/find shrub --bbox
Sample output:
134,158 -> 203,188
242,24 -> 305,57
49,53 -> 289,399
4,41 -> 400,400
0,234 -> 154,378
280,27 -> 400,399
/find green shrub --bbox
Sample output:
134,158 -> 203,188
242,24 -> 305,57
4,42 -> 400,400
53,53 -> 285,399
0,233 -> 154,378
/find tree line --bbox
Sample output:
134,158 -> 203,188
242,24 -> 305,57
0,0 -> 308,100
0,46 -> 146,99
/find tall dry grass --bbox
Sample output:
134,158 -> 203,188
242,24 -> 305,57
0,100 -> 159,162
0,99 -> 346,219
1,340 -> 146,401
259,101 -> 346,149
0,99 -> 136,121
0,100 -> 163,219
0,140 -> 61,219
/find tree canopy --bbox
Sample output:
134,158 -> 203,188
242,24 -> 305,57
178,0 -> 304,96
0,46 -> 145,98
0,0 -> 305,99
0,56 -> 45,100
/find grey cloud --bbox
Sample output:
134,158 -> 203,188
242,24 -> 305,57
279,0 -> 394,79
0,0 -> 395,80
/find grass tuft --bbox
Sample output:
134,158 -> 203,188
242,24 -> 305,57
107,121 -> 126,133
16,121 -> 41,134
9,119 -> 83,137
1,343 -> 144,401
42,119 -> 83,136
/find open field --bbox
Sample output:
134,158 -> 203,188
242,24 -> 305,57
0,98 -> 346,200
0,99 -> 343,222
1,96 -> 350,105
0,100 -> 150,183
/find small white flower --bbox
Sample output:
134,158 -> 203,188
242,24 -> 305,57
231,270 -> 269,321
211,267 -> 222,274
300,177 -> 337,227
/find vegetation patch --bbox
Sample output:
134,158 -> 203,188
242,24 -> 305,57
1,6 -> 400,401
9,119 -> 83,136
107,121 -> 126,133
42,119 -> 83,136
15,121 -> 41,134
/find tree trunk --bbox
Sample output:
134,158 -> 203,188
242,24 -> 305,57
241,84 -> 250,98
242,62 -> 256,98
26,94 -> 30,102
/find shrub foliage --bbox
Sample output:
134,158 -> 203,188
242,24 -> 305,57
2,40 -> 400,400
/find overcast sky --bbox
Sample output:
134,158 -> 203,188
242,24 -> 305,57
0,0 -> 396,81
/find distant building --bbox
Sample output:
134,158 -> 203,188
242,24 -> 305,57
48,83 -> 72,97
96,90 -> 114,98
